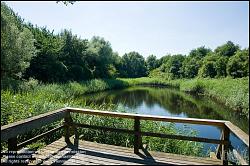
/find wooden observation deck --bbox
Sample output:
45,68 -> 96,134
1,107 -> 249,165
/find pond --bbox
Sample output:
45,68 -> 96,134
82,86 -> 249,156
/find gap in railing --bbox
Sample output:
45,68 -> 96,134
71,113 -> 134,130
229,133 -> 249,164
71,112 -> 135,148
141,120 -> 217,158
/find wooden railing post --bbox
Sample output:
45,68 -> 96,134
7,137 -> 17,162
8,137 -> 17,151
64,111 -> 73,146
73,125 -> 79,147
216,132 -> 223,159
222,125 -> 230,165
134,117 -> 142,154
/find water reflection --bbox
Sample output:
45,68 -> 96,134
83,86 -> 249,134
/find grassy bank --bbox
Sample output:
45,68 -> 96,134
179,78 -> 249,116
119,77 -> 249,117
1,79 -> 129,125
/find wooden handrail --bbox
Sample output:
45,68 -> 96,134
1,108 -> 66,141
224,121 -> 249,147
66,107 -> 227,127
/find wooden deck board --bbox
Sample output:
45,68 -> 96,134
73,138 -> 220,164
29,137 -> 221,165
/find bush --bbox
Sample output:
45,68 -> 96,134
1,77 -> 22,91
19,78 -> 39,92
227,49 -> 249,78
198,61 -> 217,78
180,79 -> 205,94
148,68 -> 171,80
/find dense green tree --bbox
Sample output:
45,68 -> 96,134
86,36 -> 116,78
59,29 -> 91,81
227,49 -> 249,78
181,56 -> 201,78
189,46 -> 211,58
112,52 -> 122,78
214,41 -> 239,57
1,3 -> 36,80
161,54 -> 185,79
158,54 -> 171,67
199,62 -> 217,78
215,56 -> 228,77
178,46 -> 211,78
24,26 -> 66,82
198,55 -> 217,78
146,55 -> 159,71
120,52 -> 147,78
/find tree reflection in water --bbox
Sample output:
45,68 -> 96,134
82,86 -> 249,134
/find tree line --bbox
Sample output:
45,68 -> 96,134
1,2 -> 249,86
150,42 -> 248,80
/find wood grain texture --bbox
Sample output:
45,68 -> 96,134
1,108 -> 66,141
30,137 -> 222,165
17,125 -> 64,149
225,121 -> 249,147
66,107 -> 227,127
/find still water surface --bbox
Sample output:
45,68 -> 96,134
82,86 -> 249,155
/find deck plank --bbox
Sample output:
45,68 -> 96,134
45,139 -> 217,164
29,137 -> 221,165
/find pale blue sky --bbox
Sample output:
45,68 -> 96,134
4,1 -> 249,58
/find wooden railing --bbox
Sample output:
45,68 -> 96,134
1,107 -> 249,165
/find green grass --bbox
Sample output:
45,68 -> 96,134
177,78 -> 249,117
118,77 -> 180,88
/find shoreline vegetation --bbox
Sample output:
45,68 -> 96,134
1,77 -> 248,127
120,77 -> 249,117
